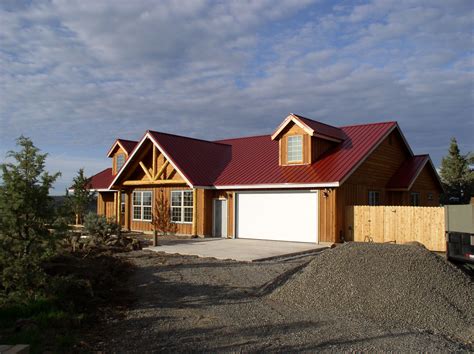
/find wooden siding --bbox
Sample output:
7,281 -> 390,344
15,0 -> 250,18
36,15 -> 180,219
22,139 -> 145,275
97,192 -> 115,219
127,186 -> 194,234
279,122 -> 311,165
345,205 -> 446,251
318,188 -> 338,242
329,130 -> 441,242
111,146 -> 127,175
313,138 -> 336,161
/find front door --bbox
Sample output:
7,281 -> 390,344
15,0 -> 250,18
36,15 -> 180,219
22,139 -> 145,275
213,199 -> 228,237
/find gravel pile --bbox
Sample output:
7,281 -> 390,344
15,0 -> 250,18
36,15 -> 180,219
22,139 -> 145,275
270,242 -> 474,344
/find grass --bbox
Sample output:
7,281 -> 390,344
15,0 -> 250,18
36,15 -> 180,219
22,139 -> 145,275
0,297 -> 82,353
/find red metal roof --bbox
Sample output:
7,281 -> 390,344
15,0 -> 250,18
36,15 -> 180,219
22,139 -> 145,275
293,114 -> 346,141
386,155 -> 429,190
212,122 -> 396,186
103,119 -> 403,189
88,168 -> 115,190
149,131 -> 231,186
117,139 -> 138,155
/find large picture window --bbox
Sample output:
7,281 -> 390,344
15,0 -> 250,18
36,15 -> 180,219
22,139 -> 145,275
132,191 -> 152,221
171,190 -> 193,223
287,135 -> 303,162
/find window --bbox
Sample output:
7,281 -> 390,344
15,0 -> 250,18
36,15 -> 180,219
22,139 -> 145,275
116,154 -> 125,172
171,190 -> 193,223
287,135 -> 303,162
120,193 -> 126,214
411,192 -> 420,206
427,193 -> 433,201
368,191 -> 380,206
132,191 -> 152,221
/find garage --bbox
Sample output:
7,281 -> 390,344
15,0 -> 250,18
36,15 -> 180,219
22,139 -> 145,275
235,191 -> 318,243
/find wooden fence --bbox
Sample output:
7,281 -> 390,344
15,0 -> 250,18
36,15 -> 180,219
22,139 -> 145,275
345,206 -> 446,251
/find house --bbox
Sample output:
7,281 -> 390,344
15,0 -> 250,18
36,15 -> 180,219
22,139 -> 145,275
87,114 -> 443,244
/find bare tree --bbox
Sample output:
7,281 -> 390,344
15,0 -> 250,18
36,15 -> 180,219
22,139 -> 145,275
151,190 -> 176,244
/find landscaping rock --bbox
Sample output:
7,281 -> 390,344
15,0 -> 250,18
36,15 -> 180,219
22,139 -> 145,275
270,242 -> 474,343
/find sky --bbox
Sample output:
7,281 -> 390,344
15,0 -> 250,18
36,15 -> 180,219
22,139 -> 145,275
0,0 -> 473,194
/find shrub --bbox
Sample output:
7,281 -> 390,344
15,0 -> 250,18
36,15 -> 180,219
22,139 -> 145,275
83,212 -> 121,244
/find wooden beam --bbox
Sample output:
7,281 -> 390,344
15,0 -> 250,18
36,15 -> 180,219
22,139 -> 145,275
152,146 -> 157,178
139,161 -> 153,181
123,179 -> 186,186
155,160 -> 169,180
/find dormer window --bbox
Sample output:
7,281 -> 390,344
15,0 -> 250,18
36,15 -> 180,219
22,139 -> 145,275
287,135 -> 303,163
116,154 -> 125,171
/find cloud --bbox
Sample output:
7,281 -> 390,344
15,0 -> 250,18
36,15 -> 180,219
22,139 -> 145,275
0,0 -> 472,194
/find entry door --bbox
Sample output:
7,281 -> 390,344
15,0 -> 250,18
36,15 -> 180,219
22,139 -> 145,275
213,199 -> 228,237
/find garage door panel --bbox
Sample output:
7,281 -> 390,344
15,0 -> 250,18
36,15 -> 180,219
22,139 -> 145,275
236,191 -> 318,243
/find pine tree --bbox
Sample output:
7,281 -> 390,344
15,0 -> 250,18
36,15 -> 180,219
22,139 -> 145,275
0,136 -> 60,296
66,168 -> 95,225
439,137 -> 474,204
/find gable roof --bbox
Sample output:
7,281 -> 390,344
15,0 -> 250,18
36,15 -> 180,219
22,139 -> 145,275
386,155 -> 442,191
107,138 -> 138,157
271,113 -> 345,142
104,115 -> 431,190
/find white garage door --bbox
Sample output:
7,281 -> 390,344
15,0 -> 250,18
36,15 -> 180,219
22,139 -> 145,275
236,191 -> 318,243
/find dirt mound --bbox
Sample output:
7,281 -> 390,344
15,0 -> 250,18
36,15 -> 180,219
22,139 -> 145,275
270,242 -> 474,344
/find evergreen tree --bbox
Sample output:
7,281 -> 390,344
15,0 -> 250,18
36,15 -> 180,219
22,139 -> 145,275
439,137 -> 474,204
66,168 -> 95,225
0,136 -> 60,297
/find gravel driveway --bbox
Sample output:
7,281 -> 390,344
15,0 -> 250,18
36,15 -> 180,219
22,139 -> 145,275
91,245 -> 473,352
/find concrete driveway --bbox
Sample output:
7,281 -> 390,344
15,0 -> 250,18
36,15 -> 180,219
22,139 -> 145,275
146,238 -> 329,262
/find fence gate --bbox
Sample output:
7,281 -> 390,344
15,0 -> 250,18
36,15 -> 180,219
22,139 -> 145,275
345,206 -> 446,251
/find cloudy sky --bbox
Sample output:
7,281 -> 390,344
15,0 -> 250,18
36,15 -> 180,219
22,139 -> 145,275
1,0 -> 473,194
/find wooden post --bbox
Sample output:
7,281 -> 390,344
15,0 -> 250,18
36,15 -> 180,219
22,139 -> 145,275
113,192 -> 117,221
192,188 -> 198,236
117,190 -> 121,225
124,191 -> 130,230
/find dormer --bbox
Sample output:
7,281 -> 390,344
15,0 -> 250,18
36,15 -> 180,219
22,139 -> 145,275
107,139 -> 138,175
271,113 -> 345,166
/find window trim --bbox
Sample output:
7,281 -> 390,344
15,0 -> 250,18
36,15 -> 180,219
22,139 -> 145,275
132,190 -> 153,222
411,192 -> 420,206
170,190 -> 194,224
287,135 -> 303,163
368,190 -> 380,206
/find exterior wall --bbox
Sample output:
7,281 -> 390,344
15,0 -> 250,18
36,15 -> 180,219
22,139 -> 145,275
278,121 -> 337,165
313,138 -> 336,160
331,130 -> 442,242
408,164 -> 441,206
111,146 -> 127,175
97,192 -> 115,219
125,185 -> 194,234
279,122 -> 312,165
318,188 -> 338,242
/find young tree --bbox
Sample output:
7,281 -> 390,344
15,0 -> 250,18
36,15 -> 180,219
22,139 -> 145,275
0,136 -> 60,296
67,168 -> 95,225
439,137 -> 474,204
151,190 -> 176,244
